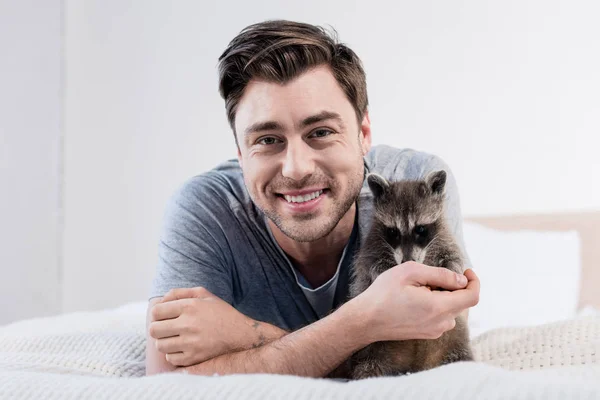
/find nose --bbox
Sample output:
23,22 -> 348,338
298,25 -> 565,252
281,139 -> 315,181
401,249 -> 414,264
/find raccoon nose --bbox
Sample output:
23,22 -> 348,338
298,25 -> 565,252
402,257 -> 415,264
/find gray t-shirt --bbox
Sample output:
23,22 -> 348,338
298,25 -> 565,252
149,145 -> 471,331
286,220 -> 357,319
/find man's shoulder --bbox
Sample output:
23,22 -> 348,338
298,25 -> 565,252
365,145 -> 450,181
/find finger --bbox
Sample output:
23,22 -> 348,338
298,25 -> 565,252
161,288 -> 196,302
165,352 -> 188,367
148,320 -> 181,339
155,335 -> 183,354
433,269 -> 480,313
161,287 -> 211,302
151,300 -> 186,321
463,269 -> 480,296
441,317 -> 457,333
403,263 -> 468,290
464,268 -> 478,284
467,269 -> 480,295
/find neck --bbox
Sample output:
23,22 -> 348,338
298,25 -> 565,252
268,204 -> 356,288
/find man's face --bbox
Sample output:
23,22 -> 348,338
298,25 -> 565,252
234,65 -> 372,242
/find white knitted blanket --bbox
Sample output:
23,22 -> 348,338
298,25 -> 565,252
1,302 -> 599,399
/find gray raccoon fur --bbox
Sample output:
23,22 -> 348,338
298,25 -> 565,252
347,170 -> 473,379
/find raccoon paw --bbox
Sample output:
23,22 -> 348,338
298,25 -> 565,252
442,346 -> 474,364
351,361 -> 387,380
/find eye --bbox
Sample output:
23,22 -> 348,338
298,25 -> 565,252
415,225 -> 428,236
384,226 -> 401,240
309,129 -> 334,138
256,136 -> 282,146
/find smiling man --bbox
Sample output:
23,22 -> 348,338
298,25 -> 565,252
146,20 -> 479,378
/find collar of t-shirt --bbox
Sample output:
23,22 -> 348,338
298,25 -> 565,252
272,213 -> 359,319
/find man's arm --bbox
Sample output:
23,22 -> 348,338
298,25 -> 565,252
181,296 -> 368,377
164,265 -> 479,378
146,290 -> 289,376
146,176 -> 240,375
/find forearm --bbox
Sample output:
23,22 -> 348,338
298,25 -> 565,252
182,299 -> 368,378
238,319 -> 288,350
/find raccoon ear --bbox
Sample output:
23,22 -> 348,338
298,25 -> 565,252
367,173 -> 390,198
426,170 -> 447,195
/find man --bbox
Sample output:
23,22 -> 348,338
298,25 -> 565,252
146,20 -> 480,378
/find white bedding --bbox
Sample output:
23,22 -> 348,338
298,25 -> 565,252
1,302 -> 599,399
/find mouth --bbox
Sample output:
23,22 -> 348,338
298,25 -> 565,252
279,189 -> 325,204
275,189 -> 328,212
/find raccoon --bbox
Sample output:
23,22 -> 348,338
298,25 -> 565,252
347,170 -> 473,379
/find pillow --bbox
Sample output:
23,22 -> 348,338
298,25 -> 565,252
462,221 -> 581,338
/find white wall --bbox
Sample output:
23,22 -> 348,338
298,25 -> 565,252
0,0 -> 62,324
364,1 -> 600,217
60,0 -> 599,312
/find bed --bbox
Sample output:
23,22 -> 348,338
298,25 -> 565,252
1,212 -> 599,399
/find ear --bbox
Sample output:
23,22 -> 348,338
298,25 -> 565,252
426,170 -> 447,195
237,146 -> 243,168
358,110 -> 372,156
367,173 -> 389,198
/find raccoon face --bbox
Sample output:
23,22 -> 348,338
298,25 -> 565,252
367,171 -> 446,265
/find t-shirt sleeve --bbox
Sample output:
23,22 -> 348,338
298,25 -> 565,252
419,154 -> 473,272
148,176 -> 234,303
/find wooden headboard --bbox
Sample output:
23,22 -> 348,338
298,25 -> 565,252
467,211 -> 600,310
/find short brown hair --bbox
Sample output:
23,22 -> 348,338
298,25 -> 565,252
218,20 -> 368,135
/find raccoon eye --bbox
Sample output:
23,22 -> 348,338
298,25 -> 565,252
415,225 -> 428,236
384,226 -> 401,240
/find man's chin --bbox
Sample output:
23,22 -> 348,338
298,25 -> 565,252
279,229 -> 328,243
274,217 -> 336,243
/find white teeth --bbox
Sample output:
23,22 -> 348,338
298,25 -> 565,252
284,190 -> 323,203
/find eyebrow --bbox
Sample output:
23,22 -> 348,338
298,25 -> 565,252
243,110 -> 345,137
299,111 -> 344,129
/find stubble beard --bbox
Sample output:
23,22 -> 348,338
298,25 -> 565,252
260,167 -> 364,243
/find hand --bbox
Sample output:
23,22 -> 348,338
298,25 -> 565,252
148,287 -> 257,367
356,262 -> 480,343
